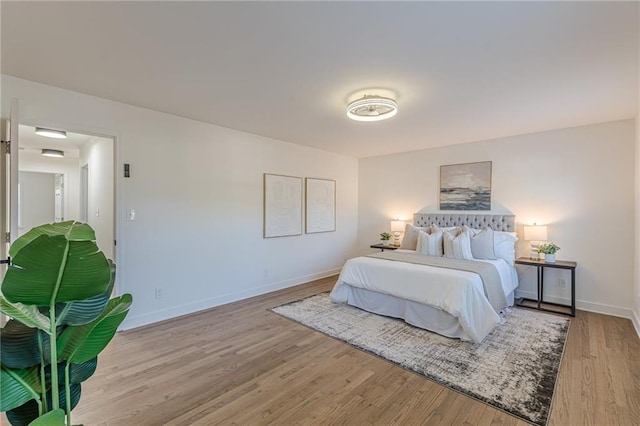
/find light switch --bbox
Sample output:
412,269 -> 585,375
128,209 -> 136,221
95,207 -> 100,218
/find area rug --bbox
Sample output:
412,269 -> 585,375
270,292 -> 570,426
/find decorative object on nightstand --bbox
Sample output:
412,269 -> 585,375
390,219 -> 405,246
523,224 -> 548,260
380,232 -> 392,245
538,243 -> 560,263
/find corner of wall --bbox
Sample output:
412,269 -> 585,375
636,2 -> 640,339
635,6 -> 640,339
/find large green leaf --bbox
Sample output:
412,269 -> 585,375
0,320 -> 42,369
5,398 -> 38,426
0,295 -> 50,331
2,234 -> 110,306
47,359 -> 98,386
27,409 -> 65,426
0,365 -> 41,412
56,260 -> 116,326
9,221 -> 95,257
69,358 -> 98,384
7,384 -> 80,426
58,294 -> 132,364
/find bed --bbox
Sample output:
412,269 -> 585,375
330,214 -> 518,343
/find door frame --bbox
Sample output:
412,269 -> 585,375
17,118 -> 122,297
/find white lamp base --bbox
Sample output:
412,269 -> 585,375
530,242 -> 541,260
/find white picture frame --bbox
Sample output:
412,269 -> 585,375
305,178 -> 336,234
263,174 -> 303,238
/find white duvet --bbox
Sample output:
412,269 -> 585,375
330,251 -> 518,343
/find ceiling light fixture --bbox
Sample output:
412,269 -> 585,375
35,127 -> 67,139
41,149 -> 65,158
346,95 -> 398,122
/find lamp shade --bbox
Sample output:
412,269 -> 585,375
523,225 -> 548,241
391,220 -> 405,233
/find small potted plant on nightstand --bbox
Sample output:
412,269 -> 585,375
380,232 -> 392,246
538,243 -> 560,263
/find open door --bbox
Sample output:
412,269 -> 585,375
1,98 -> 19,275
1,98 -> 18,326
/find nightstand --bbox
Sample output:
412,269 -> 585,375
370,244 -> 399,252
515,257 -> 577,317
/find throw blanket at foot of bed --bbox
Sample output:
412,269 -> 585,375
366,251 -> 508,313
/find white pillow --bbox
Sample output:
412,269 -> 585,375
494,231 -> 518,264
443,228 -> 474,260
470,226 -> 497,260
400,224 -> 427,250
416,228 -> 444,257
463,225 -> 517,263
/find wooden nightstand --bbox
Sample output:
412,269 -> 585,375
370,244 -> 399,252
515,257 -> 577,317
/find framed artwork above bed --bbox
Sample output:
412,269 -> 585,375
440,161 -> 492,210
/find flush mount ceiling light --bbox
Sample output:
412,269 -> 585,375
35,127 -> 67,139
41,149 -> 64,158
346,95 -> 398,122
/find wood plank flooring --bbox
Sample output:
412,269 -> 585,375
6,276 -> 640,425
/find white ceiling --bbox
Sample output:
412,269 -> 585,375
2,2 -> 638,158
19,125 -> 96,158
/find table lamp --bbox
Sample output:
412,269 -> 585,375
523,224 -> 548,260
391,220 -> 405,246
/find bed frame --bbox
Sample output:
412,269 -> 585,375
413,213 -> 515,232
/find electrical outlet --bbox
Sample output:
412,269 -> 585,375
155,288 -> 163,299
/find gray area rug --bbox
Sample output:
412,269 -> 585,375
271,292 -> 570,426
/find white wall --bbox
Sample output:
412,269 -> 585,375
2,75 -> 359,329
634,17 -> 640,336
359,120 -> 636,318
18,171 -> 55,236
19,150 -> 80,222
635,112 -> 640,335
80,137 -> 114,260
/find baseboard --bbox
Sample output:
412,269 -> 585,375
121,267 -> 341,330
515,290 -> 633,320
633,309 -> 640,340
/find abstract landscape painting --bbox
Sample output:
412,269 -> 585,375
440,161 -> 492,210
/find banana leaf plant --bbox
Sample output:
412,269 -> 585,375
0,221 -> 133,426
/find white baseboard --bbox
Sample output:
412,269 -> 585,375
633,309 -> 640,340
515,290 -> 633,320
121,267 -> 341,330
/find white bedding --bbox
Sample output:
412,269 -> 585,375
330,250 -> 518,343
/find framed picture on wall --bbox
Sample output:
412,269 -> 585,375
263,173 -> 303,238
440,161 -> 492,210
305,178 -> 336,233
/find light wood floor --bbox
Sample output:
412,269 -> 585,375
26,277 -> 640,425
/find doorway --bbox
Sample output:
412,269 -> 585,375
18,124 -> 115,260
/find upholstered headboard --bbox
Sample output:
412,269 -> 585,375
413,213 -> 515,232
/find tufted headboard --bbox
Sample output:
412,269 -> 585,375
413,213 -> 515,232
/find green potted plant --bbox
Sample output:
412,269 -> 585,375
538,242 -> 560,263
380,232 -> 392,246
0,221 -> 133,426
